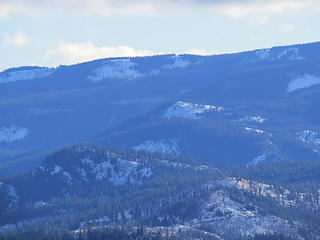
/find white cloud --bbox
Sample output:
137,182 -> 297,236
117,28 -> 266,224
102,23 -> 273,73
0,0 -> 319,19
3,31 -> 29,47
43,42 -> 154,65
215,1 -> 310,18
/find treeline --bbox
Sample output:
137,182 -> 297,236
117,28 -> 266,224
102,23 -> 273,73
0,227 -> 178,240
0,227 -> 297,240
219,159 -> 320,192
2,146 -> 320,239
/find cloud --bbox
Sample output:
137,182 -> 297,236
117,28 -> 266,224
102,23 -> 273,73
214,0 -> 314,18
43,42 -> 154,65
43,42 -> 216,66
2,31 -> 29,47
0,0 -> 319,19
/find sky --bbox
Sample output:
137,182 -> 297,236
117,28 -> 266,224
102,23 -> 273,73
0,0 -> 320,71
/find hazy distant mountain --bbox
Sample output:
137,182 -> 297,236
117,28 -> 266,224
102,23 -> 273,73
1,42 -> 320,175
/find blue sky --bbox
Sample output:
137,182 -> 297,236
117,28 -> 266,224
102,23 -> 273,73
0,0 -> 320,71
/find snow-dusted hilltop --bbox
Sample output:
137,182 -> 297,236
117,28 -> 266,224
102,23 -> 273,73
87,55 -> 201,82
38,146 -> 153,186
0,67 -> 55,84
87,59 -> 146,82
162,55 -> 195,69
245,47 -> 305,65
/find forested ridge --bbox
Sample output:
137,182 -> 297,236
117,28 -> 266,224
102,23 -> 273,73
0,146 -> 320,239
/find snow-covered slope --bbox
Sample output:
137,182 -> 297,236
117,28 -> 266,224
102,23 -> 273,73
219,177 -> 320,210
80,157 -> 151,184
164,101 -> 224,120
297,130 -> 320,145
244,46 -> 305,65
287,74 -> 320,92
277,47 -> 304,61
244,127 -> 269,135
163,55 -> 194,69
81,178 -> 304,239
0,126 -> 29,143
38,147 -> 153,185
87,59 -> 147,82
133,139 -> 181,156
87,55 -> 200,82
193,189 -> 299,238
0,183 -> 19,209
255,49 -> 271,61
247,154 -> 267,166
0,67 -> 55,83
237,116 -> 267,124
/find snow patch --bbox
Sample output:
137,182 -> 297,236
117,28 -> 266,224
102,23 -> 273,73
87,59 -> 145,82
244,47 -> 304,65
87,55 -> 200,82
81,158 -> 95,167
0,183 -> 19,208
90,159 -> 152,185
133,139 -> 181,156
237,116 -> 267,124
194,188 -> 299,237
7,186 -> 19,203
0,224 -> 16,234
48,165 -> 73,184
277,47 -> 304,61
297,130 -> 320,145
163,56 -> 192,69
78,168 -> 88,182
165,101 -> 224,120
63,171 -> 73,183
0,126 -> 29,143
0,67 -> 55,83
247,154 -> 267,166
79,157 -> 152,185
33,201 -> 51,208
287,74 -> 320,92
255,49 -> 270,60
245,127 -> 267,135
50,165 -> 62,175
218,177 -> 305,208
45,157 -> 152,185
159,160 -> 212,172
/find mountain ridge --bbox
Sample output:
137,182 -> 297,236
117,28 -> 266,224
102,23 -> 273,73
1,41 -> 320,175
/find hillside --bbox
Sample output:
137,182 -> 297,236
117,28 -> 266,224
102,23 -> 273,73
1,42 -> 320,175
1,146 -> 320,239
